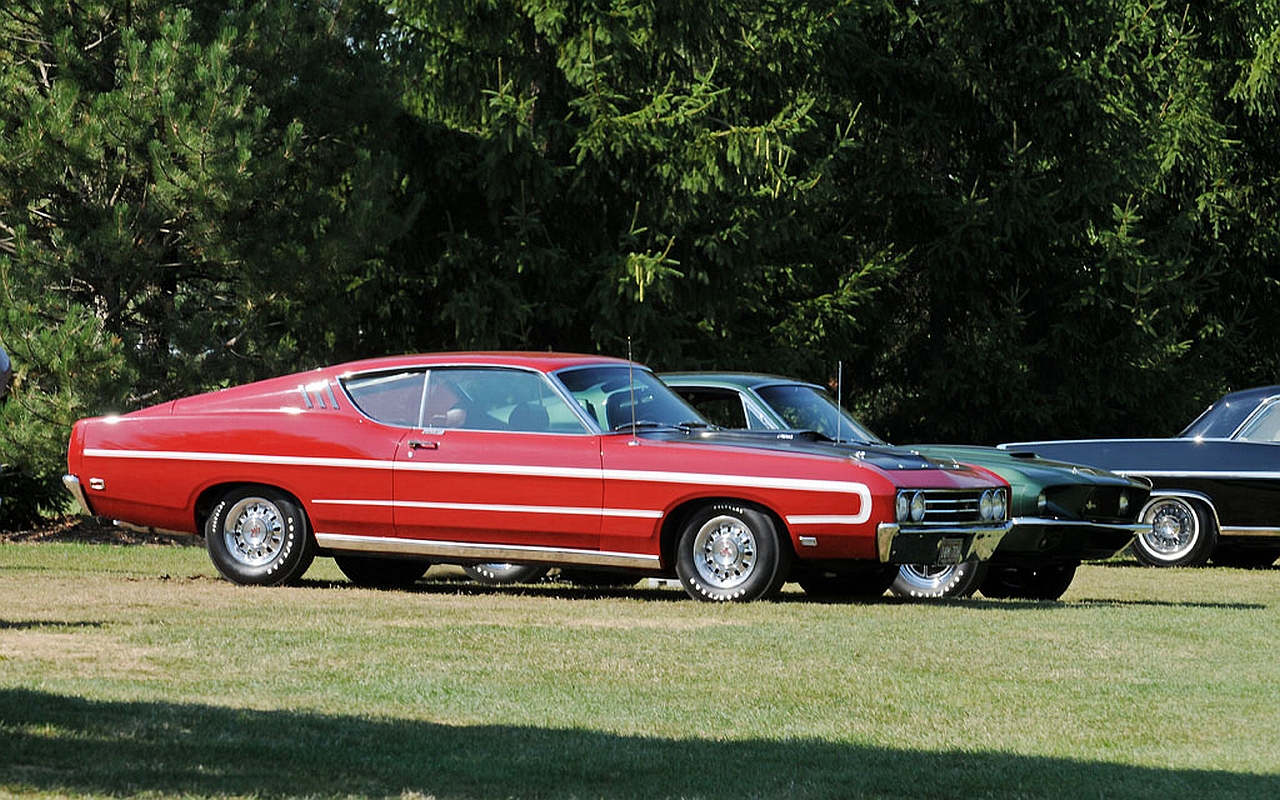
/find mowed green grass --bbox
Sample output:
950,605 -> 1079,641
1,542 -> 1277,799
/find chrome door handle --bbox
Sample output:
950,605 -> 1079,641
408,440 -> 439,450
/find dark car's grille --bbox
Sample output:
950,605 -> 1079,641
1038,485 -> 1147,523
1081,486 -> 1145,522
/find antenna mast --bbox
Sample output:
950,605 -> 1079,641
835,361 -> 843,444
627,337 -> 638,442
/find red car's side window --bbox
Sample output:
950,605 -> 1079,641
343,370 -> 427,427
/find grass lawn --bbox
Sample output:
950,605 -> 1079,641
2,540 -> 1277,799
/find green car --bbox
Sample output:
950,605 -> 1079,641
663,372 -> 1150,600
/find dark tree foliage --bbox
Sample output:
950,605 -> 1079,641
0,0 -> 410,526
2,0 -> 1278,528
819,0 -> 1280,441
376,0 -> 887,371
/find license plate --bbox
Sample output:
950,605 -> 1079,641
938,538 -> 964,564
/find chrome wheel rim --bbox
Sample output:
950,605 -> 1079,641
692,514 -> 757,589
897,564 -> 958,592
223,497 -> 286,567
1140,499 -> 1199,560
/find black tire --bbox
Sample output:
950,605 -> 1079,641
462,563 -> 551,585
980,562 -> 1079,600
796,564 -> 897,599
1209,544 -> 1280,569
204,487 -> 316,586
890,559 -> 987,600
334,554 -> 431,588
1133,496 -> 1218,567
675,503 -> 790,602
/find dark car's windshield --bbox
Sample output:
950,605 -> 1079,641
756,384 -> 886,444
556,365 -> 708,432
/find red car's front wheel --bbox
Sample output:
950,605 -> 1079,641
675,503 -> 790,602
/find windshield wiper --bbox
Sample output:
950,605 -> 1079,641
611,420 -> 671,432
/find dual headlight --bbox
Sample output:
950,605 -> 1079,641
895,491 -> 928,522
978,488 -> 1007,521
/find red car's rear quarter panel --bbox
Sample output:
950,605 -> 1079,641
75,406 -> 398,537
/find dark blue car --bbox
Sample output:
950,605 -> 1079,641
1002,386 -> 1280,568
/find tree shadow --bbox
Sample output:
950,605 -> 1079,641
1,689 -> 1273,799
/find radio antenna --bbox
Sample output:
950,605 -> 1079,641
627,336 -> 638,442
835,361 -> 843,444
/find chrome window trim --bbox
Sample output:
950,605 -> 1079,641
338,364 -> 594,435
1230,396 -> 1280,441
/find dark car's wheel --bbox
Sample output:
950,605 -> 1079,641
980,562 -> 1078,600
1134,496 -> 1217,567
462,563 -> 551,585
795,564 -> 897,599
675,503 -> 790,602
890,559 -> 987,600
205,487 -> 316,586
335,554 -> 431,588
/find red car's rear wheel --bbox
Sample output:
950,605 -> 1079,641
205,487 -> 316,586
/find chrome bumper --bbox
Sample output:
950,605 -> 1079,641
876,522 -> 1011,565
62,474 -> 92,516
1011,518 -> 1146,535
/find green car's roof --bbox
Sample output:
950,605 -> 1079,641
663,372 -> 813,390
662,372 -> 1143,491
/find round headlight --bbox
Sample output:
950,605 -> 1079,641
910,491 -> 927,522
980,490 -> 995,520
896,492 -> 910,522
992,489 -> 1006,520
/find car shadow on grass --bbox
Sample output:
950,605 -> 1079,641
1,688 -> 1273,800
292,576 -> 1269,611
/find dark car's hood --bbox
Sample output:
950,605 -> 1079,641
635,427 -> 961,472
911,443 -> 1144,488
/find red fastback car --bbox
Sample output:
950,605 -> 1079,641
65,352 -> 1012,601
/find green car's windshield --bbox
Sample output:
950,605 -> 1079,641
756,384 -> 886,444
556,365 -> 709,432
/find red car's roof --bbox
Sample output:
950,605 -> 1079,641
332,351 -> 631,375
132,352 -> 635,418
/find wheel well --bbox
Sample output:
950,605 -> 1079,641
194,482 -> 310,537
1142,492 -> 1221,535
659,497 -> 795,569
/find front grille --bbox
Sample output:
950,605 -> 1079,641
919,491 -> 983,523
903,489 -> 1004,525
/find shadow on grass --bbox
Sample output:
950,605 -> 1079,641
297,576 -> 1268,611
1,689 -> 1273,799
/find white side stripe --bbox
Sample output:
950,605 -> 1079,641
313,498 -> 662,520
83,447 -> 871,523
786,514 -> 869,526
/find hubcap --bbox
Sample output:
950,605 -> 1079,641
224,497 -> 286,567
897,564 -> 958,592
693,515 -> 757,589
1141,499 -> 1198,559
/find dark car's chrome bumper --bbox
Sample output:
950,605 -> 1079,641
997,518 -> 1144,564
876,522 -> 1011,565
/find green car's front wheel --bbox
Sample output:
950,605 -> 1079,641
890,559 -> 986,599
